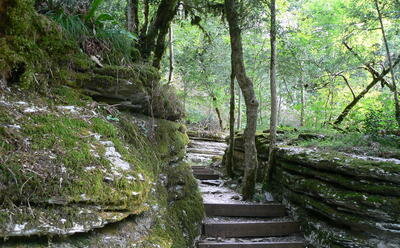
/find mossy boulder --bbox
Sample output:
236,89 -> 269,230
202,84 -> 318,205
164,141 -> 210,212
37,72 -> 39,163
65,65 -> 184,121
155,119 -> 189,160
0,95 -> 155,238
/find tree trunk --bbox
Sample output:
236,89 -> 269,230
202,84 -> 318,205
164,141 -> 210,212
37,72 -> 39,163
139,0 -> 178,65
258,83 -> 263,126
225,0 -> 259,200
300,83 -> 305,127
334,58 -> 400,125
266,0 -> 277,183
375,0 -> 400,127
167,26 -> 174,84
278,94 -> 283,125
127,0 -> 139,33
226,64 -> 236,178
0,0 -> 10,33
237,87 -> 242,129
212,96 -> 224,130
140,0 -> 149,36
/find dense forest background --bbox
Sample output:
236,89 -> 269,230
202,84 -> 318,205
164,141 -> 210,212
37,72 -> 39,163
28,0 -> 400,135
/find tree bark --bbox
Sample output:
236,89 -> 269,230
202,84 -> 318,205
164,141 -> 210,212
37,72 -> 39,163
334,56 -> 400,125
266,0 -> 277,183
300,83 -> 305,127
374,0 -> 400,127
237,87 -> 242,129
258,83 -> 263,125
140,0 -> 149,36
138,0 -> 179,66
167,26 -> 174,84
277,94 -> 282,125
127,0 -> 139,33
226,61 -> 236,178
225,0 -> 259,200
0,0 -> 10,33
212,96 -> 224,130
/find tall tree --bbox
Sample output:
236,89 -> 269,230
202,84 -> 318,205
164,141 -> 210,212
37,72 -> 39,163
168,26 -> 174,84
138,0 -> 179,68
127,0 -> 139,33
374,0 -> 400,127
225,0 -> 259,200
237,89 -> 242,129
226,57 -> 236,177
267,0 -> 277,181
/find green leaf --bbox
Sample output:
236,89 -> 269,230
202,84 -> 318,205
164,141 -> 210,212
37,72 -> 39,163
96,13 -> 114,22
85,0 -> 105,21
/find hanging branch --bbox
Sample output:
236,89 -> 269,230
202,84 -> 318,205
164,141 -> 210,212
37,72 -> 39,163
334,55 -> 400,125
337,74 -> 356,100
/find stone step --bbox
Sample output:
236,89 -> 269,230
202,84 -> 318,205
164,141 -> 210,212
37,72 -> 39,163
203,221 -> 300,238
193,169 -> 217,174
187,148 -> 225,156
192,166 -> 209,169
197,241 -> 305,248
204,203 -> 286,217
195,174 -> 221,180
192,168 -> 217,173
189,137 -> 226,143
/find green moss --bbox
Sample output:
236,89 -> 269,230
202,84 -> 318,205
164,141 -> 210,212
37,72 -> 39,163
155,119 -> 189,160
51,86 -> 92,106
166,163 -> 204,245
92,64 -> 160,86
3,0 -> 35,36
276,147 -> 400,184
279,161 -> 400,196
279,167 -> 400,220
0,109 -> 154,212
140,162 -> 204,248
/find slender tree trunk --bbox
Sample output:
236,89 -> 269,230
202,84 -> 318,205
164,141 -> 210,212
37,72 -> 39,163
375,0 -> 400,127
211,96 -> 224,130
226,64 -> 236,178
334,57 -> 400,125
183,79 -> 187,110
277,95 -> 282,125
168,26 -> 174,84
237,88 -> 242,129
225,0 -> 259,200
258,83 -> 263,126
300,83 -> 305,127
140,0 -> 149,36
127,0 -> 139,33
266,0 -> 277,183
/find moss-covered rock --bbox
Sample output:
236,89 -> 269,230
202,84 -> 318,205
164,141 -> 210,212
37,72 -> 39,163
0,87 -> 200,247
276,146 -> 400,184
228,133 -> 400,247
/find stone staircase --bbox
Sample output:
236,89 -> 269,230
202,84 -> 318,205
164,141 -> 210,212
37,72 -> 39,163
186,138 -> 305,248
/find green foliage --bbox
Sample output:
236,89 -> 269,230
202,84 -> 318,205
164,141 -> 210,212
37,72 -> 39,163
364,109 -> 398,134
85,0 -> 105,21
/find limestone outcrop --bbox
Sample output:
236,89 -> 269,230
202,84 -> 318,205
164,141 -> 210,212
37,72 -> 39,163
228,132 -> 400,247
0,87 -> 202,247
